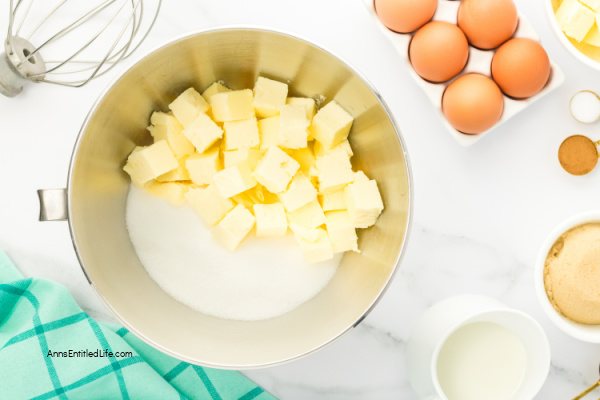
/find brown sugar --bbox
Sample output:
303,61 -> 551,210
558,135 -> 598,176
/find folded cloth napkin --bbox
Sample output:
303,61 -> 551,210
0,251 -> 276,400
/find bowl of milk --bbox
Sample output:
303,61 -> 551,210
407,295 -> 550,400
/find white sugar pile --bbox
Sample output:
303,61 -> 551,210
125,186 -> 340,321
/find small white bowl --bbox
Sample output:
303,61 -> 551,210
535,210 -> 600,343
545,0 -> 600,71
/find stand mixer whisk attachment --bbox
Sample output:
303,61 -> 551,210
0,0 -> 161,97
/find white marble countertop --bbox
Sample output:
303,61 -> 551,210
1,0 -> 600,398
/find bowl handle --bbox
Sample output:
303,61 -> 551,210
37,189 -> 67,221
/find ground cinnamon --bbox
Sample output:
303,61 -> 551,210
558,135 -> 599,176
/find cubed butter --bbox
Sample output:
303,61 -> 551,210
123,140 -> 178,186
213,204 -> 255,250
233,185 -> 278,209
287,147 -> 316,175
148,112 -> 195,158
279,105 -> 309,149
253,203 -> 288,237
182,113 -> 223,153
258,116 -> 281,150
185,149 -> 221,185
325,211 -> 358,253
287,200 -> 326,228
210,89 -> 254,122
287,97 -> 316,119
253,77 -> 288,118
581,0 -> 600,11
213,162 -> 257,198
313,139 -> 353,158
291,225 -> 334,264
223,147 -> 261,170
186,184 -> 234,226
345,179 -> 384,229
556,0 -> 595,42
145,181 -> 190,206
254,147 -> 300,193
278,173 -> 317,212
319,189 -> 347,211
156,157 -> 190,182
585,18 -> 600,46
168,87 -> 209,127
316,150 -> 354,193
353,170 -> 370,183
223,117 -> 260,150
202,81 -> 231,102
310,101 -> 354,149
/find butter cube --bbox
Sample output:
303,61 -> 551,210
353,170 -> 370,183
150,111 -> 178,130
320,189 -> 346,211
148,112 -> 195,158
316,150 -> 354,193
210,89 -> 254,122
223,147 -> 261,170
287,200 -> 326,228
185,184 -> 234,226
345,179 -> 384,229
224,117 -> 260,150
145,181 -> 190,206
258,116 -> 281,150
556,0 -> 595,42
291,225 -> 334,264
156,157 -> 190,182
287,97 -> 316,119
169,87 -> 209,127
123,140 -> 178,186
311,101 -> 354,149
585,19 -> 600,46
253,203 -> 288,237
279,105 -> 310,149
287,148 -> 316,175
185,149 -> 221,185
213,204 -> 255,250
313,139 -> 353,158
202,81 -> 231,102
182,113 -> 223,153
325,211 -> 358,253
254,147 -> 300,193
233,185 -> 278,209
581,0 -> 600,11
278,173 -> 317,212
213,162 -> 257,198
253,77 -> 288,118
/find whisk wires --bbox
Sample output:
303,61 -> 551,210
5,0 -> 161,87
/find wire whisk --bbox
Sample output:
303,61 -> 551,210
1,0 -> 161,97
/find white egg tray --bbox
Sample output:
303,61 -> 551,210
362,0 -> 565,147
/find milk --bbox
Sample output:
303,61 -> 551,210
436,322 -> 527,400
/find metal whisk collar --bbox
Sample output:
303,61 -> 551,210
1,0 -> 161,97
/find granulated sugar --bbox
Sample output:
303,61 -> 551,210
126,186 -> 340,321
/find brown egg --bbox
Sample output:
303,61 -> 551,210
492,38 -> 551,99
458,0 -> 518,50
374,0 -> 437,33
409,22 -> 469,83
442,74 -> 505,135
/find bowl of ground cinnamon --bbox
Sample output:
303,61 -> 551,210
558,135 -> 599,176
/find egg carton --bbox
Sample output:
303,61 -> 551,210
362,0 -> 565,147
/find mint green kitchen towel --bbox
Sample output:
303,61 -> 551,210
0,251 -> 276,400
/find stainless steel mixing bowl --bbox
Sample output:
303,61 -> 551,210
39,28 -> 412,369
